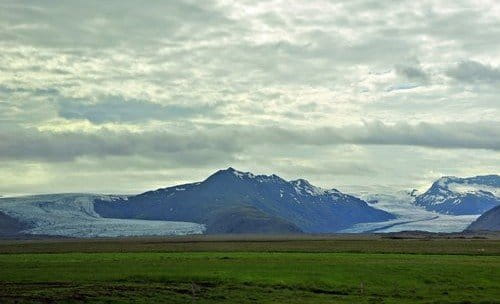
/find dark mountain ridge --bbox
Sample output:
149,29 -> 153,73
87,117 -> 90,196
95,168 -> 395,233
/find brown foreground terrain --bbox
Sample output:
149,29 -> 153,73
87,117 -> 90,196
1,232 -> 499,255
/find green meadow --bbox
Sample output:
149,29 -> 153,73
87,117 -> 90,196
1,244 -> 499,303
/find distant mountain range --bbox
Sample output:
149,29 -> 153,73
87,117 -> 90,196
95,168 -> 394,234
415,175 -> 500,215
1,170 -> 499,237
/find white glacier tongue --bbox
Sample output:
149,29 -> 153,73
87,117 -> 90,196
341,191 -> 479,233
0,194 -> 205,237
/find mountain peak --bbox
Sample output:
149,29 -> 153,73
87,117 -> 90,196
291,178 -> 329,196
213,168 -> 289,182
433,176 -> 468,189
227,167 -> 255,179
207,167 -> 255,182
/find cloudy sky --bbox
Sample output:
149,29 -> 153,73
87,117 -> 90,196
1,0 -> 499,196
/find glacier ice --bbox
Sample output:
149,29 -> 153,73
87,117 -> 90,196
0,194 -> 205,237
341,191 -> 479,233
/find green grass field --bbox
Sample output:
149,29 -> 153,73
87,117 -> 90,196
1,237 -> 499,303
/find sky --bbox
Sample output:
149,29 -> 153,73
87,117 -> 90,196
0,0 -> 499,196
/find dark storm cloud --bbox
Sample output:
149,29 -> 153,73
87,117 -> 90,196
0,125 -> 243,163
1,121 -> 498,163
261,121 -> 500,151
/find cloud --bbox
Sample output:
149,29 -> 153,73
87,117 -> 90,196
447,60 -> 500,83
1,121 -> 498,164
57,96 -> 223,123
1,0 -> 500,194
0,0 -> 233,49
0,125 -> 242,163
395,63 -> 429,83
385,83 -> 421,92
260,121 -> 500,151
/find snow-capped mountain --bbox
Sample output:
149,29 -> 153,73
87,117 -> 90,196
415,175 -> 500,215
95,167 -> 395,233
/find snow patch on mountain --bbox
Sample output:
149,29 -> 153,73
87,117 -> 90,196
232,169 -> 255,179
291,179 -> 328,196
447,183 -> 500,197
226,168 -> 344,199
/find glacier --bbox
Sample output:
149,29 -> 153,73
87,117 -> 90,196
341,191 -> 479,233
0,194 -> 205,237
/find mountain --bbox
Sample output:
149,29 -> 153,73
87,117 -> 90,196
95,168 -> 395,233
466,205 -> 500,231
0,211 -> 27,237
415,175 -> 500,215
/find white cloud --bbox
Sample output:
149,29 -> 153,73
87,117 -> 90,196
0,0 -> 499,195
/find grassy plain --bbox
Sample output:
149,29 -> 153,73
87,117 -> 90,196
0,235 -> 499,303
